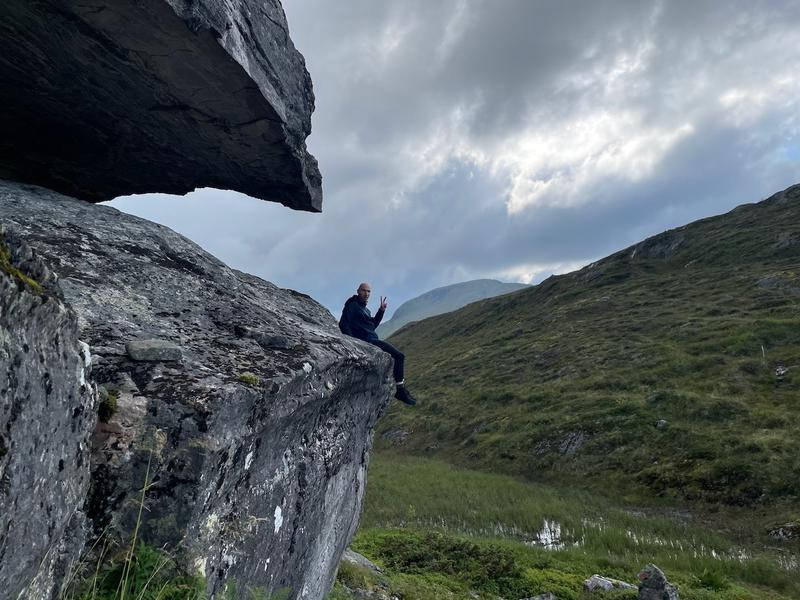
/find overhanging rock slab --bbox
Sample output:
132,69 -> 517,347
0,0 -> 322,210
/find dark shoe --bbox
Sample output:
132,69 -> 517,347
394,386 -> 416,406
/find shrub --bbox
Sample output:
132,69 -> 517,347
98,390 -> 119,423
238,372 -> 261,386
694,567 -> 729,591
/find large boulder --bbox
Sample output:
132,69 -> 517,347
0,0 -> 321,210
0,226 -> 95,599
0,180 -> 393,599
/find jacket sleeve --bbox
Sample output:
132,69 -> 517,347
372,307 -> 385,327
339,305 -> 353,336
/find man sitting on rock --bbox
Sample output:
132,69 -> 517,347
339,282 -> 416,406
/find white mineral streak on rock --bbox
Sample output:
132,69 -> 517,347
274,506 -> 284,533
203,513 -> 220,535
77,341 -> 91,386
245,450 -> 254,470
194,557 -> 207,576
78,340 -> 92,367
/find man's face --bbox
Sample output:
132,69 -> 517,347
357,284 -> 371,303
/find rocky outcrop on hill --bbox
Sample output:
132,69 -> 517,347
0,180 -> 393,598
0,0 -> 321,210
0,226 -> 95,599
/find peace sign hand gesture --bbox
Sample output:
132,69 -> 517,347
379,296 -> 388,311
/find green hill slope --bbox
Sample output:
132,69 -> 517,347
378,279 -> 529,338
377,184 -> 800,512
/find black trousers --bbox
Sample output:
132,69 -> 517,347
370,340 -> 405,382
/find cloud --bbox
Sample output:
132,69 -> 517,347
110,0 -> 800,314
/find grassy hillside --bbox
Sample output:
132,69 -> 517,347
378,279 -> 528,338
377,184 -> 800,516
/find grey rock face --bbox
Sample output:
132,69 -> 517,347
0,0 -> 321,210
0,180 -> 393,599
637,564 -> 679,600
0,226 -> 95,599
757,272 -> 800,295
629,232 -> 685,260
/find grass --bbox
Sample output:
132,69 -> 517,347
64,439 -> 291,600
377,190 -> 800,523
65,543 -> 205,600
333,453 -> 800,600
65,441 -> 206,600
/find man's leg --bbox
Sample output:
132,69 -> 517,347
370,340 -> 415,405
370,340 -> 404,382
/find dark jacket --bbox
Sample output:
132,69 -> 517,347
339,295 -> 385,342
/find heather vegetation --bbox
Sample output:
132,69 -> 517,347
378,189 -> 800,527
342,189 -> 800,597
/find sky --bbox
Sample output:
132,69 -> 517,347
110,0 -> 800,316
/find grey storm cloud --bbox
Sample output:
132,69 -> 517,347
111,0 -> 800,314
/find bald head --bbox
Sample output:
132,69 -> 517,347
357,282 -> 371,303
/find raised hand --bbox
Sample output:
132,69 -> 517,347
379,296 -> 388,311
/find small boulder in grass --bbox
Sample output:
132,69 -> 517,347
638,564 -> 679,600
341,549 -> 384,575
126,339 -> 182,362
769,521 -> 800,540
584,574 -> 637,592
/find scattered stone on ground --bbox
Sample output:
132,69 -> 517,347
769,522 -> 800,540
381,428 -> 410,444
757,272 -> 800,295
638,564 -> 679,599
583,573 -> 637,592
342,549 -> 384,575
337,549 -> 398,599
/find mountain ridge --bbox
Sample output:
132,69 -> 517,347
379,279 -> 528,338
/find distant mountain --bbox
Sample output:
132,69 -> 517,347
378,183 -> 800,513
378,279 -> 529,338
